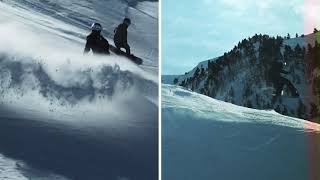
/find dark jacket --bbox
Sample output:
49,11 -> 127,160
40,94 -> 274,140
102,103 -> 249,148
84,32 -> 110,55
114,23 -> 128,45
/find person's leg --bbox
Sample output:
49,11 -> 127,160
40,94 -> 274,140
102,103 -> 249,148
114,41 -> 121,53
123,43 -> 131,55
105,40 -> 110,54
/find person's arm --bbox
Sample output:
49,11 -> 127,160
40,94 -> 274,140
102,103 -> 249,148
102,37 -> 110,54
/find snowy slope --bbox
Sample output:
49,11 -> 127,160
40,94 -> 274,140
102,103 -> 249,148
0,1 -> 158,179
0,0 -> 158,68
283,33 -> 318,48
162,84 -> 320,180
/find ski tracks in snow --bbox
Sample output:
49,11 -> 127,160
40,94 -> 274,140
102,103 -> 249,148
241,134 -> 281,151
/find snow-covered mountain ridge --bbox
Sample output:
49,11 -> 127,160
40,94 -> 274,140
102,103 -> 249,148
163,32 -> 320,122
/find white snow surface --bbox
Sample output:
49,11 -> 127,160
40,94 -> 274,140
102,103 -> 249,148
163,84 -> 320,129
0,1 -> 158,179
0,0 -> 158,68
283,33 -> 317,48
0,0 -> 158,120
162,84 -> 320,180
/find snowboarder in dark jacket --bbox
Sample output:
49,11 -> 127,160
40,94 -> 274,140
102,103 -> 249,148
114,18 -> 131,55
269,61 -> 299,97
84,23 -> 110,55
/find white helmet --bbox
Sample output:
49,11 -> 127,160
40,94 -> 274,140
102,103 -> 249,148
91,23 -> 102,31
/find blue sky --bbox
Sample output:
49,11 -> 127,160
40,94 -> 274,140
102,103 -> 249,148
162,0 -> 320,75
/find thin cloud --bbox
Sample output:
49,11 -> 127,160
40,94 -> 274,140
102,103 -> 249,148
163,0 -> 319,75
304,1 -> 320,33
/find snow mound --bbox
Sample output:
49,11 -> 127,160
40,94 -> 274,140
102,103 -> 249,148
163,84 -> 320,129
162,84 -> 320,180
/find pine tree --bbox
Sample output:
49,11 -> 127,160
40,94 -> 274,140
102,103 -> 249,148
173,78 -> 178,84
282,106 -> 288,115
297,100 -> 305,118
246,100 -> 253,108
180,80 -> 185,86
314,28 -> 318,33
194,67 -> 200,78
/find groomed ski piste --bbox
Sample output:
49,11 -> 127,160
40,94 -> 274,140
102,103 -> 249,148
0,1 -> 158,180
162,84 -> 320,180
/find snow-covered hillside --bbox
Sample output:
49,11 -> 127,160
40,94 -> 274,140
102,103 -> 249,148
162,84 -> 320,180
163,33 -> 320,121
0,0 -> 158,66
0,0 -> 158,179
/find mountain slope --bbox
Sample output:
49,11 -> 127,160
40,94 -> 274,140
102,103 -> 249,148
163,33 -> 320,121
0,1 -> 158,179
162,84 -> 320,180
1,0 -> 158,69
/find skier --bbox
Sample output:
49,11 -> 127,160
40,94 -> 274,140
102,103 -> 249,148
84,22 -> 110,55
114,18 -> 131,56
269,61 -> 299,98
